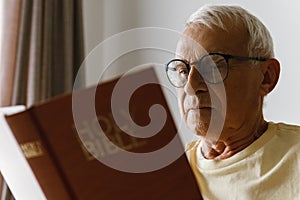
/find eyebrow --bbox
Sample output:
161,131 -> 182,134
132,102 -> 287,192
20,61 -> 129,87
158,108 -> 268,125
187,50 -> 225,63
207,50 -> 227,54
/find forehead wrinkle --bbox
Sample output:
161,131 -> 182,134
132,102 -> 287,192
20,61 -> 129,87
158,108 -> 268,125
179,22 -> 250,61
176,24 -> 231,63
175,36 -> 205,62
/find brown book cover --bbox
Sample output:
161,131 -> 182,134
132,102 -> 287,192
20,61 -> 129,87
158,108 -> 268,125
0,174 -> 3,198
5,68 -> 202,200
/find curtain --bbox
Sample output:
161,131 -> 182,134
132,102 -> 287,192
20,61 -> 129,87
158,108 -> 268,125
0,0 -> 85,107
0,0 -> 85,199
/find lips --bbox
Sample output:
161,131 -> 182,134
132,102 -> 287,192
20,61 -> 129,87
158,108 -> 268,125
183,95 -> 214,113
187,105 -> 212,112
184,100 -> 212,112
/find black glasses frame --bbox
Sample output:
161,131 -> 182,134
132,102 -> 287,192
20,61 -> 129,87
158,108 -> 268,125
165,52 -> 267,87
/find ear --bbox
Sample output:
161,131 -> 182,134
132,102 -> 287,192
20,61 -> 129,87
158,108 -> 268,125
259,58 -> 280,96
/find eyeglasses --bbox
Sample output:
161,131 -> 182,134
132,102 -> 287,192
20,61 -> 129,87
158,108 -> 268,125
165,52 -> 267,87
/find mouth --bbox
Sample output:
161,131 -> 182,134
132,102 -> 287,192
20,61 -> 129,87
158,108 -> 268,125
199,105 -> 212,109
188,106 -> 213,112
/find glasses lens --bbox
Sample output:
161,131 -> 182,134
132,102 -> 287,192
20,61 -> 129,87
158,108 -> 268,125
197,55 -> 228,84
166,60 -> 188,87
166,55 -> 228,87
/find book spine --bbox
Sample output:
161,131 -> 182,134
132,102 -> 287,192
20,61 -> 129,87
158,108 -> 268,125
5,109 -> 72,200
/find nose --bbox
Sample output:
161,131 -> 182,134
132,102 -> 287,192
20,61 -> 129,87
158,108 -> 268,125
184,66 -> 208,95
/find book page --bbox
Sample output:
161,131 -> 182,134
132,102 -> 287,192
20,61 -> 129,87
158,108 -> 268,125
0,106 -> 46,200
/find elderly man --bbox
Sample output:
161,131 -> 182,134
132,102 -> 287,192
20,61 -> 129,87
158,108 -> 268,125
165,5 -> 300,200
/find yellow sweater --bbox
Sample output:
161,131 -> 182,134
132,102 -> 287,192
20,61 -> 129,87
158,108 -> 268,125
186,122 -> 300,200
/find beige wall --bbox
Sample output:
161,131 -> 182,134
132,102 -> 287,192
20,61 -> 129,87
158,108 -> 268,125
82,0 -> 300,126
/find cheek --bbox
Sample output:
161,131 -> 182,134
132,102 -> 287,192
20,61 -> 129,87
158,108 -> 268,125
176,89 -> 186,118
224,80 -> 261,119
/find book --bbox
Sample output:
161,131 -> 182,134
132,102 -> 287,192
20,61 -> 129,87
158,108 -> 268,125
0,105 -> 45,200
3,68 -> 202,200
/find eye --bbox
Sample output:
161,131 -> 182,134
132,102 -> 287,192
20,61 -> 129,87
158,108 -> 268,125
177,65 -> 188,75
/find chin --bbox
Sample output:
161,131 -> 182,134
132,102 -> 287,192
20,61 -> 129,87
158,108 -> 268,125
186,118 -> 210,137
188,123 -> 209,137
185,113 -> 225,140
185,110 -> 209,136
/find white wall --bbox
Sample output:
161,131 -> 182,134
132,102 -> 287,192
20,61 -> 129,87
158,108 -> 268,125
82,0 -> 300,127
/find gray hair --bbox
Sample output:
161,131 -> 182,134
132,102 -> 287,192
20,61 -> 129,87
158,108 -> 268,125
186,5 -> 274,59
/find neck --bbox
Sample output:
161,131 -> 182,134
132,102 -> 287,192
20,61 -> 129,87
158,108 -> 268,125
201,119 -> 268,160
